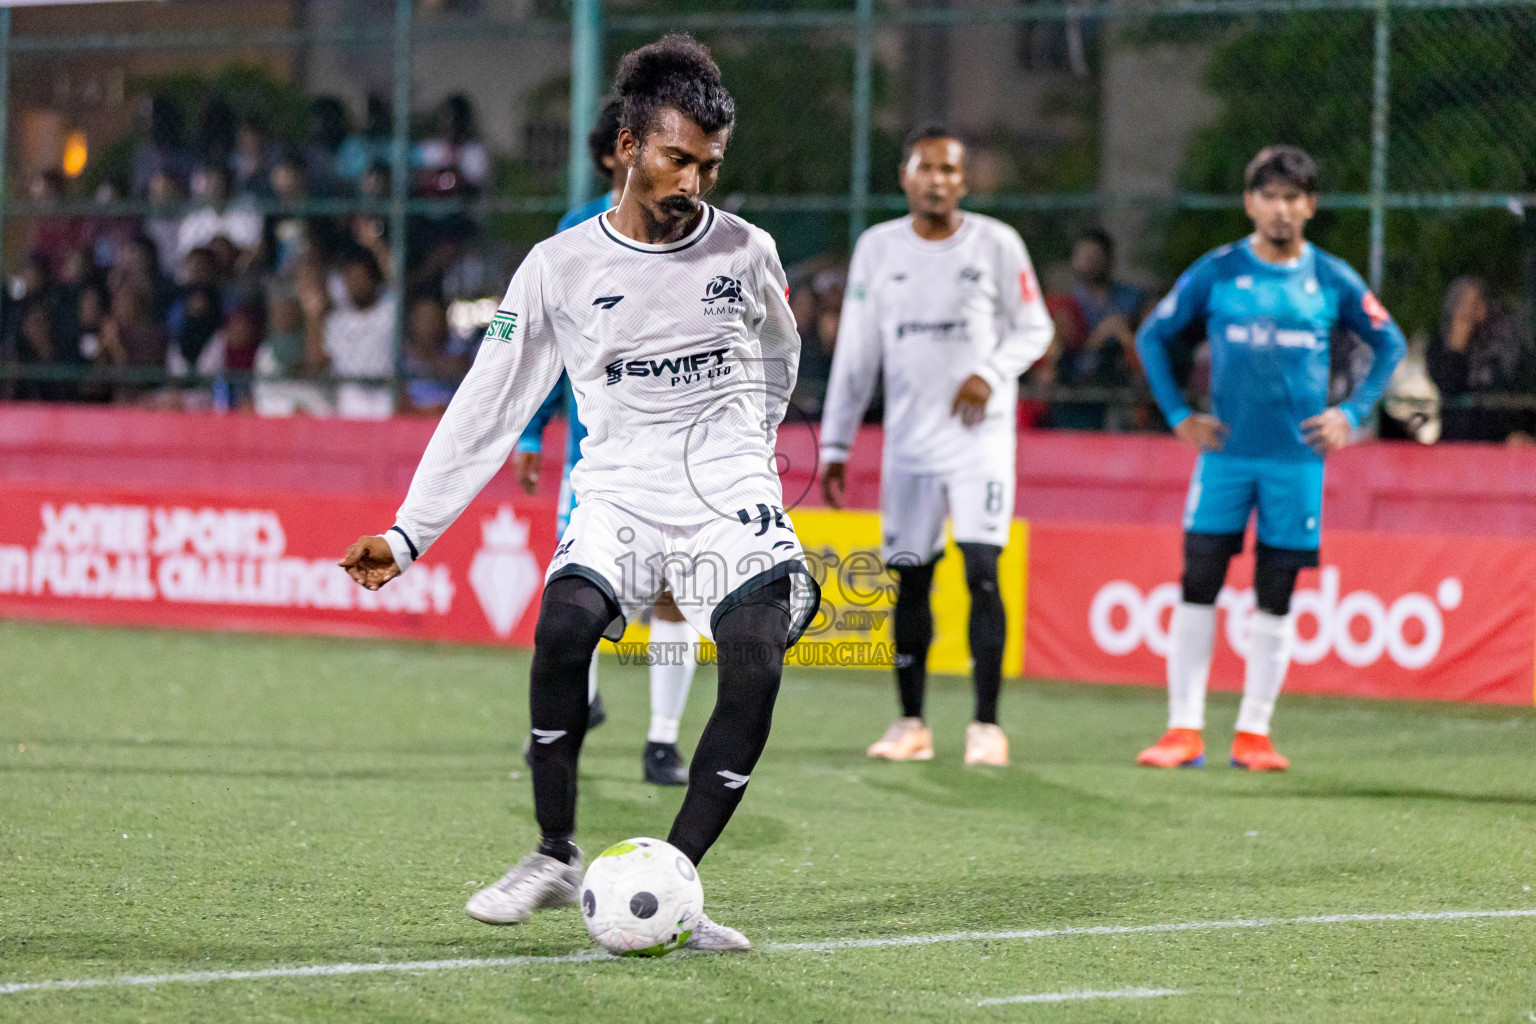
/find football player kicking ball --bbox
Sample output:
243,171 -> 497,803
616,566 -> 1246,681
819,126 -> 1053,767
1134,145 -> 1405,771
339,36 -> 818,951
513,97 -> 700,787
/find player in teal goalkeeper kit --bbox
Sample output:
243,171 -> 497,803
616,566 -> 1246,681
511,98 -> 698,787
1133,145 -> 1406,772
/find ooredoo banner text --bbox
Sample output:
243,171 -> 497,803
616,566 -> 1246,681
1023,522 -> 1536,705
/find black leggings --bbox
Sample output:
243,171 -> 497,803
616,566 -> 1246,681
525,576 -> 615,855
891,543 -> 1005,724
667,577 -> 792,865
528,575 -> 792,866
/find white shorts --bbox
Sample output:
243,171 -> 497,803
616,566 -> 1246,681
881,461 -> 1015,565
546,497 -> 821,645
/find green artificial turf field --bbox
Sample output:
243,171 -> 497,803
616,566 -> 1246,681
1,619 -> 1533,1023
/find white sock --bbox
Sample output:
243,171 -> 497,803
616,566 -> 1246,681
1167,602 -> 1217,730
647,618 -> 698,745
587,648 -> 599,704
1236,610 -> 1293,736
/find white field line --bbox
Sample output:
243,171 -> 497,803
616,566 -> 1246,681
764,907 -> 1536,952
1,907 -> 1532,997
978,987 -> 1184,1006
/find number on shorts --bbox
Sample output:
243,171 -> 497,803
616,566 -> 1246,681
984,482 -> 1003,515
735,503 -> 794,537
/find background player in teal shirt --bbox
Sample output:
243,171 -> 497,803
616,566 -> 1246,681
1133,146 -> 1406,772
511,98 -> 700,787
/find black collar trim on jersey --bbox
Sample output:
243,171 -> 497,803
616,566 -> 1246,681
598,204 -> 715,254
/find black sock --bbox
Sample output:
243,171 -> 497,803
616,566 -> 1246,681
892,561 -> 936,719
537,835 -> 579,864
527,576 -> 616,849
960,543 -> 1005,725
667,578 -> 791,866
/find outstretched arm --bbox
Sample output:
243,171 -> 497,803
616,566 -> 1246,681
364,250 -> 564,578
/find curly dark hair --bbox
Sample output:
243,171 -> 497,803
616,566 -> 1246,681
613,34 -> 735,145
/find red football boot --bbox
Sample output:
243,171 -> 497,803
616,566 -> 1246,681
1230,731 -> 1289,771
1136,728 -> 1205,768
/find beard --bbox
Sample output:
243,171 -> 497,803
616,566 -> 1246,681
659,193 -> 698,216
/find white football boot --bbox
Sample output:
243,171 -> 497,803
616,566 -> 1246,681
684,912 -> 751,952
465,849 -> 583,925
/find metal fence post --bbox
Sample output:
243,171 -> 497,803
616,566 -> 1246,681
390,0 -> 413,392
849,0 -> 873,251
1367,0 -> 1390,292
568,0 -> 603,211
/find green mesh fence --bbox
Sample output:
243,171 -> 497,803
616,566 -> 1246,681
0,0 -> 1533,405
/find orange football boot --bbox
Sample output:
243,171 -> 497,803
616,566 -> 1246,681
1230,731 -> 1289,771
1136,728 -> 1205,768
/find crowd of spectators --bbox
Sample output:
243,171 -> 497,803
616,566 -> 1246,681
4,87 -> 1534,444
0,91 -> 485,417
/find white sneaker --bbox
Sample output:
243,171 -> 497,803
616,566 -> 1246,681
684,912 -> 751,952
465,849 -> 583,925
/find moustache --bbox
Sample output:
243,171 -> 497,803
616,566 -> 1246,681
660,194 -> 698,214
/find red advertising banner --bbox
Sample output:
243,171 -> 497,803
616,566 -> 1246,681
0,484 -> 560,646
1024,522 -> 1536,705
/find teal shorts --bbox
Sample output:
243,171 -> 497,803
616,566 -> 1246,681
1182,452 -> 1323,555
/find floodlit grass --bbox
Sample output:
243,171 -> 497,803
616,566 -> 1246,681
1,619 -> 1533,1022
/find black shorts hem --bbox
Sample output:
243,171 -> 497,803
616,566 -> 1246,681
546,564 -> 627,641
710,559 -> 823,648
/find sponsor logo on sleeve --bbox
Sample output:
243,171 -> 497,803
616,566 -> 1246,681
1362,290 -> 1391,329
485,311 -> 518,342
1019,267 -> 1038,303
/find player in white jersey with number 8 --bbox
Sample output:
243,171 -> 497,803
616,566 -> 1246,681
819,127 -> 1053,767
337,36 -> 818,951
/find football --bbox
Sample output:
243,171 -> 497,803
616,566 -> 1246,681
581,837 -> 704,957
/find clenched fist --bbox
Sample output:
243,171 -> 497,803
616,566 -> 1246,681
339,535 -> 401,591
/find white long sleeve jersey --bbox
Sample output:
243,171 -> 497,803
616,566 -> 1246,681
819,213 -> 1054,474
386,204 -> 799,570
